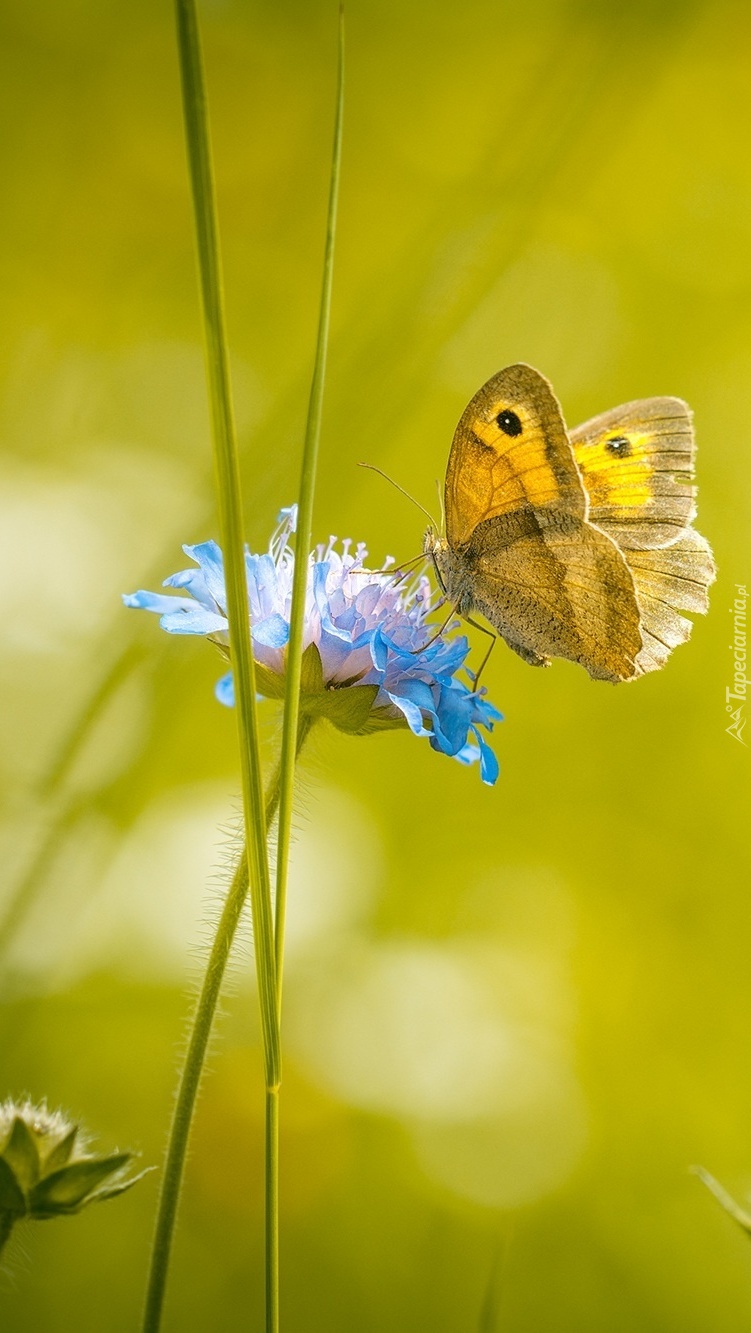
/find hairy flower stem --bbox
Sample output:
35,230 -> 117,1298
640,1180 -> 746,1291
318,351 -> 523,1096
142,720 -> 311,1333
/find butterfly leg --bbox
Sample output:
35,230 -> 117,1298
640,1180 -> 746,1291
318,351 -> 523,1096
463,615 -> 497,689
412,604 -> 457,654
367,553 -> 426,580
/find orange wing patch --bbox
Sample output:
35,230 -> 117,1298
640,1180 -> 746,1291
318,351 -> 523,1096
445,364 -> 587,548
571,396 -> 696,549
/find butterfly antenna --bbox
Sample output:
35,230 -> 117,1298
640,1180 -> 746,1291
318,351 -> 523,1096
358,462 -> 437,528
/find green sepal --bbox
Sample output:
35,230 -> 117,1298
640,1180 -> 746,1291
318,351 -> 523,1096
295,643 -> 384,733
299,642 -> 324,693
29,1153 -> 133,1217
3,1117 -> 40,1192
259,642 -> 325,701
253,661 -> 286,700
303,684 -> 380,733
350,705 -> 410,736
84,1164 -> 154,1205
208,636 -> 286,700
213,637 -> 410,736
0,1156 -> 26,1216
42,1126 -> 78,1174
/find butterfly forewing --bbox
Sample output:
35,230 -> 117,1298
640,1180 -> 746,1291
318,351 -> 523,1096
445,363 -> 587,549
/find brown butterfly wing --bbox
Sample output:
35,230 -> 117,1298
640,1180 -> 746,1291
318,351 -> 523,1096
571,397 -> 716,674
571,396 -> 696,549
626,529 -> 715,674
462,509 -> 642,682
441,364 -> 642,681
444,363 -> 586,549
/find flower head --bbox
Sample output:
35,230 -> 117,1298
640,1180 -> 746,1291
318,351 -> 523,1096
124,506 -> 501,782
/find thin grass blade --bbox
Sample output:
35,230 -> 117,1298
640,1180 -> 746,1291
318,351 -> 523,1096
173,0 -> 279,1083
273,5 -> 345,1003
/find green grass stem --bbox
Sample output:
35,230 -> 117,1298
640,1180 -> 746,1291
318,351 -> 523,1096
173,0 -> 279,1087
141,724 -> 308,1333
274,8 -> 344,1004
142,850 -> 251,1333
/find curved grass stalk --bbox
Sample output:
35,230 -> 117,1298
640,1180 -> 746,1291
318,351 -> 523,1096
142,721 -> 311,1333
174,0 -> 279,1088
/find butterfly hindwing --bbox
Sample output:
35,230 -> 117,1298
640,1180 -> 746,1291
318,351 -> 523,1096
625,528 -> 716,675
571,396 -> 696,549
570,395 -> 716,670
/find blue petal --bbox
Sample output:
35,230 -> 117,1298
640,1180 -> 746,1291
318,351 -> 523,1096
384,690 -> 431,737
123,590 -> 195,616
215,672 -> 235,707
215,671 -> 271,707
355,583 -> 382,618
313,561 -> 350,641
471,726 -> 500,785
431,682 -> 473,755
252,613 -> 289,648
183,541 -> 227,608
349,627 -> 380,652
369,626 -> 390,673
392,677 -> 439,718
247,552 -> 280,618
453,741 -> 480,767
473,693 -> 504,725
318,627 -> 362,676
164,567 -> 217,611
160,607 -> 228,635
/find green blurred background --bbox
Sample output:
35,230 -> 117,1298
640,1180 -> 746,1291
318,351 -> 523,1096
1,0 -> 750,1327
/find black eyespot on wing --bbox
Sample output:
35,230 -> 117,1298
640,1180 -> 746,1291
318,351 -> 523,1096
496,409 -> 523,437
605,435 -> 631,456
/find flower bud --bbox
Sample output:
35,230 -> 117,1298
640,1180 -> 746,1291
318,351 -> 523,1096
0,1099 -> 150,1257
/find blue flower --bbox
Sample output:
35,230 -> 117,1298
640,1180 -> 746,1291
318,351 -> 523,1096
124,506 -> 501,783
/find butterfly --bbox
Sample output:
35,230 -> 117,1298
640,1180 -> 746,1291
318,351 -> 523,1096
424,363 -> 715,682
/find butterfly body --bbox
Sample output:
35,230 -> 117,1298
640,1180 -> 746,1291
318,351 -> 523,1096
427,364 -> 715,683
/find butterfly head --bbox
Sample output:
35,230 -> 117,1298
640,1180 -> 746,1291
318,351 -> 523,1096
422,524 -> 439,554
424,525 -> 470,609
